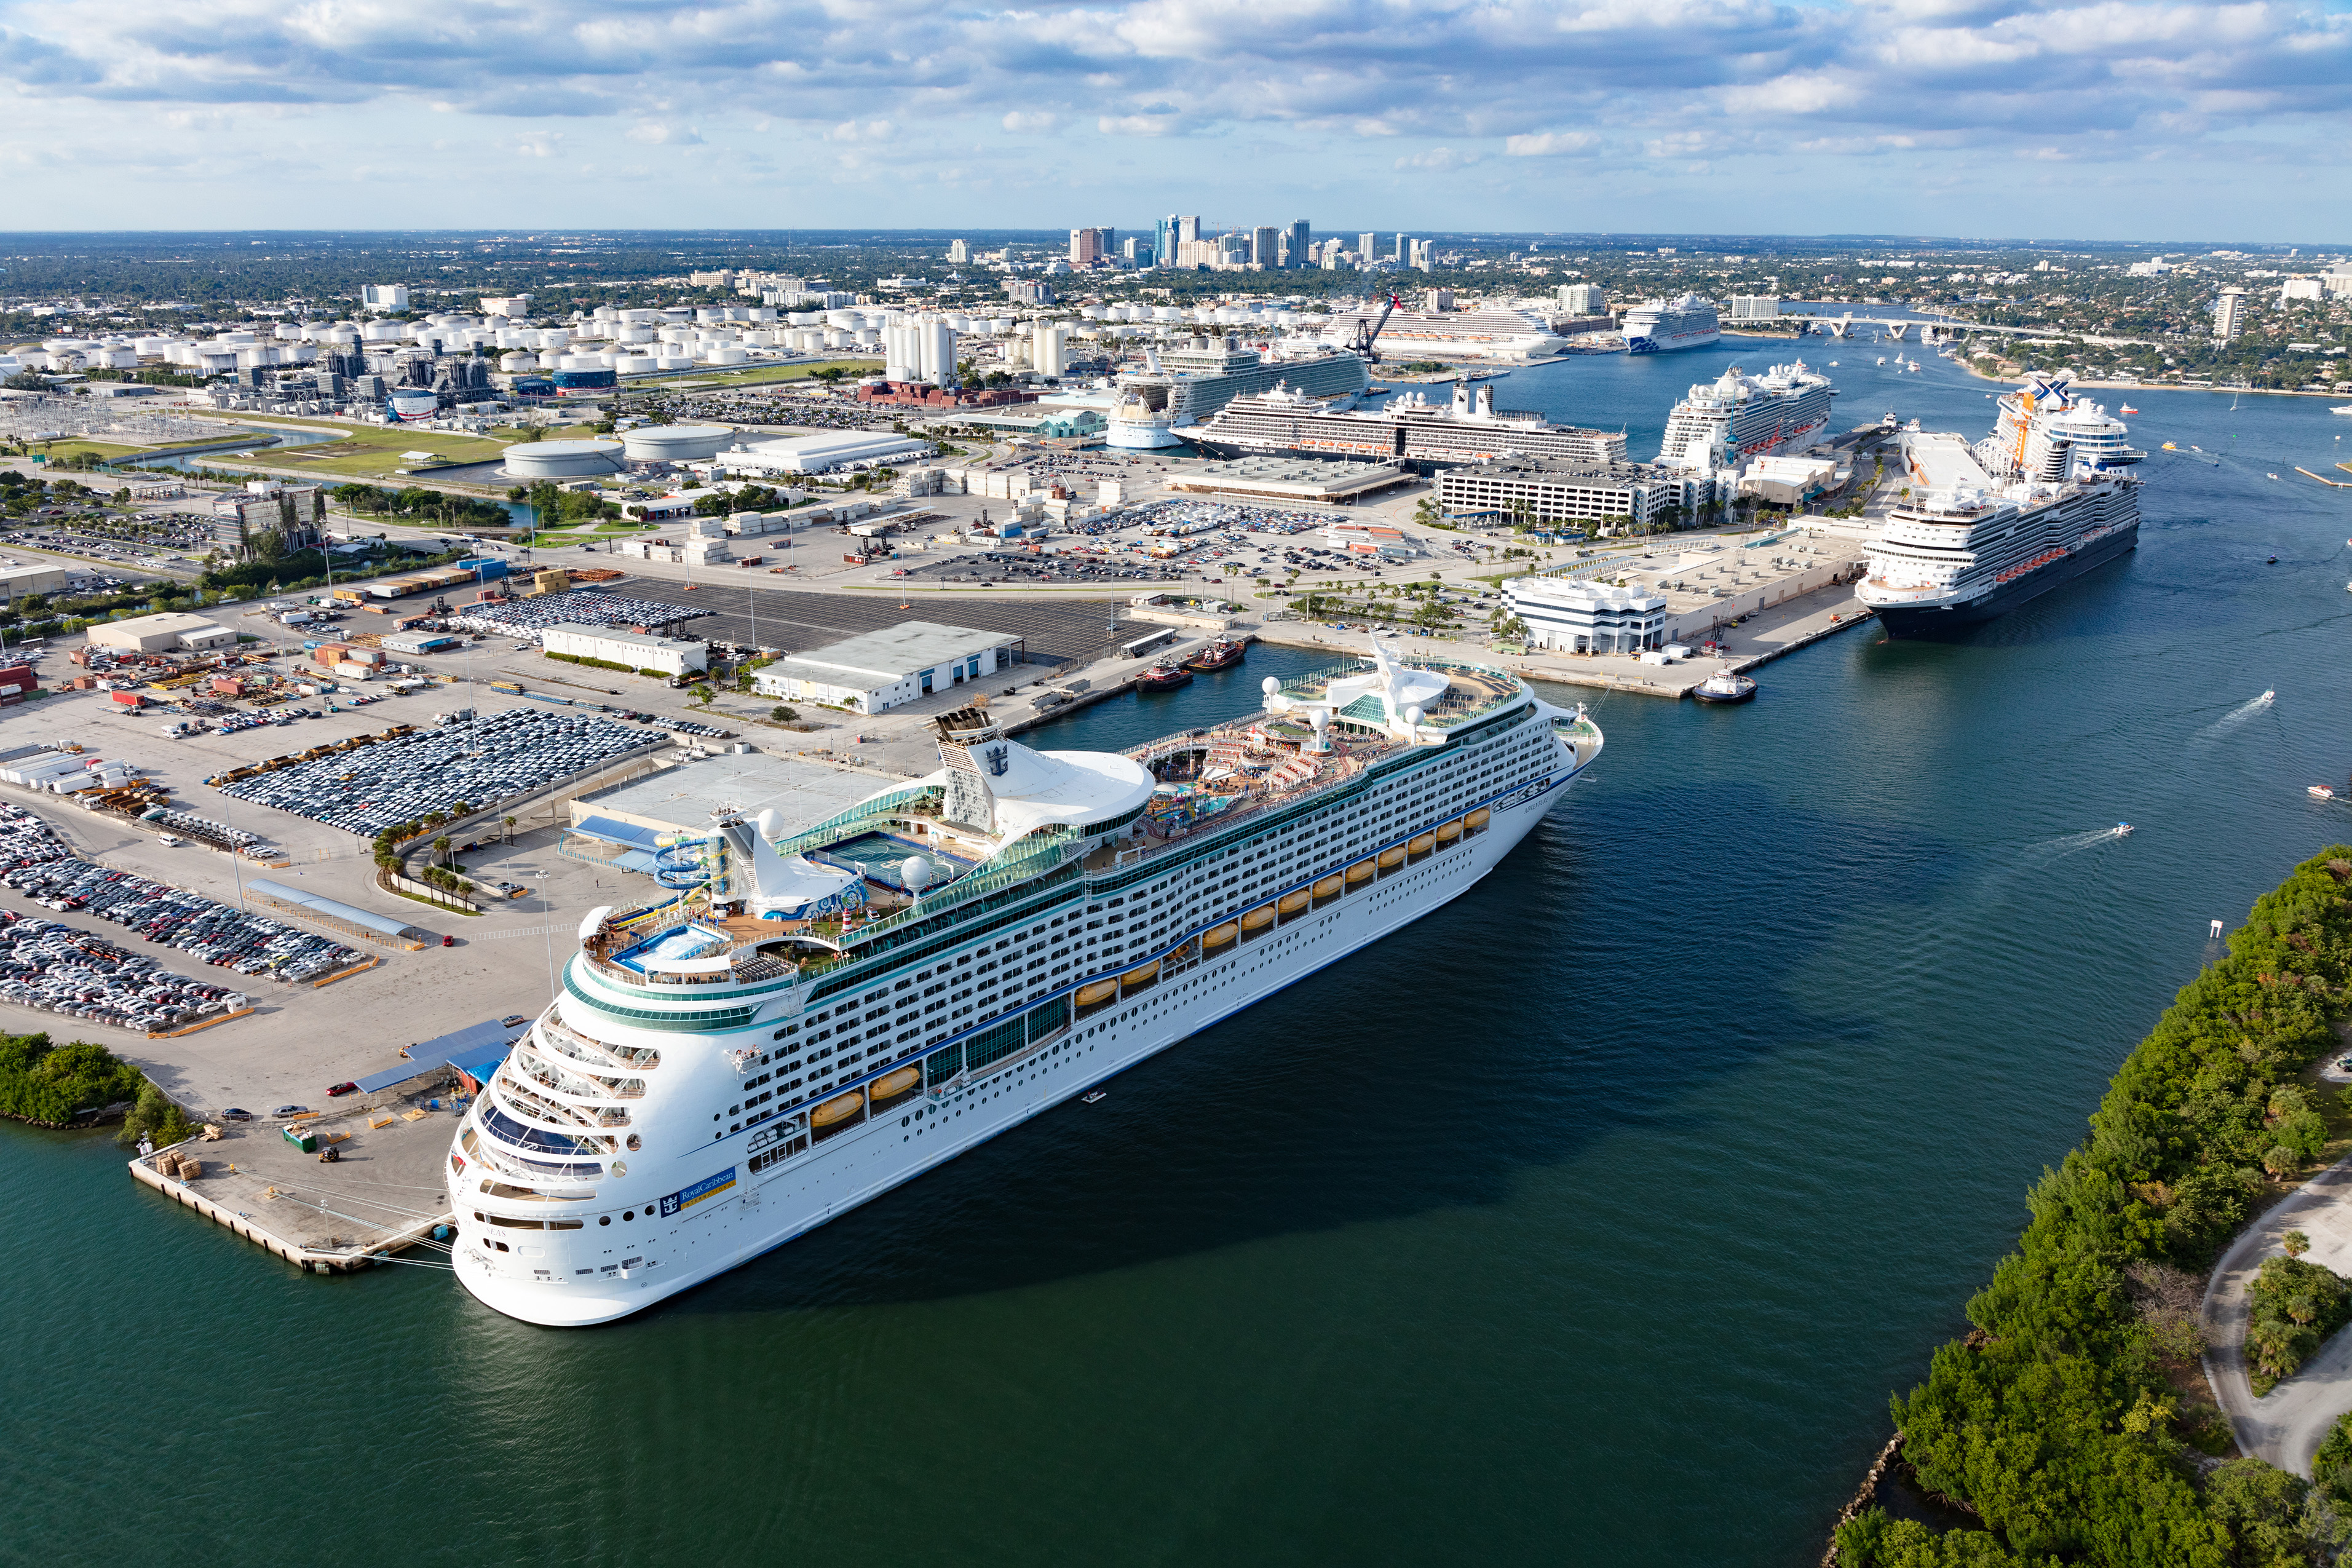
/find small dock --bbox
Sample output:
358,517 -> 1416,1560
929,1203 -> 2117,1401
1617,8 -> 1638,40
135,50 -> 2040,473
130,1075 -> 459,1275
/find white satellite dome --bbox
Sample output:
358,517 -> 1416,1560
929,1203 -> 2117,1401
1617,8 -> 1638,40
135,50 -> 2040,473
901,857 -> 932,894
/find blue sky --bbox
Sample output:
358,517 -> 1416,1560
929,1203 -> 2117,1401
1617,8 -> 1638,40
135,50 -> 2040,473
1,0 -> 2346,240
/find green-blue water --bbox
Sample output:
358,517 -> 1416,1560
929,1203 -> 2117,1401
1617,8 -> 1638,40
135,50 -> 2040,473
9,344 -> 2352,1564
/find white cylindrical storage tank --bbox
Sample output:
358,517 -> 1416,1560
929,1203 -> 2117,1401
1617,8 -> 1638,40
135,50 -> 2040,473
500,352 -> 540,374
918,321 -> 956,386
552,354 -> 598,371
362,321 -> 402,342
622,424 -> 732,462
502,439 -> 626,479
655,354 -> 695,370
612,354 -> 657,375
853,328 -> 879,346
541,328 -> 572,349
617,325 -> 656,344
703,346 -> 748,365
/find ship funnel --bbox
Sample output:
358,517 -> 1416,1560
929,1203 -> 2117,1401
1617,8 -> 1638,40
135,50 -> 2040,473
1452,381 -> 1472,415
1475,384 -> 1495,418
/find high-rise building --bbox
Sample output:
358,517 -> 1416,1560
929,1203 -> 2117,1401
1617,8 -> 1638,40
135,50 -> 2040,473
1251,226 -> 1280,268
1358,232 -> 1376,264
1558,283 -> 1606,315
1155,215 -> 1180,271
1070,228 -> 1103,267
1393,234 -> 1410,263
1123,237 -> 1148,267
1287,219 -> 1311,271
946,239 -> 970,264
1409,239 -> 1433,272
2212,287 -> 2248,339
1178,215 -> 1202,246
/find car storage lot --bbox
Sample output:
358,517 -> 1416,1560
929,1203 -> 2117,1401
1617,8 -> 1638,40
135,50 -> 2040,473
0,686 -> 673,1117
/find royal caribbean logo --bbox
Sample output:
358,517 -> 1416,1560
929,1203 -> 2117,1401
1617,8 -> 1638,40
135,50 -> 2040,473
659,1166 -> 736,1218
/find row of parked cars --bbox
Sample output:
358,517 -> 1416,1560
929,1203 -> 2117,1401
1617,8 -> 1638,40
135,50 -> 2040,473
0,804 -> 364,982
0,911 -> 246,1032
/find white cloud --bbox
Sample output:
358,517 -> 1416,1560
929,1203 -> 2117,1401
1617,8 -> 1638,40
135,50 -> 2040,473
1002,111 -> 1057,133
627,121 -> 702,145
1505,130 -> 1598,156
1395,146 -> 1478,170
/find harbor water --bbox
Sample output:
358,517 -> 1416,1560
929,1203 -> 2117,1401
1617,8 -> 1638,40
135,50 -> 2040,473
8,348 -> 2352,1564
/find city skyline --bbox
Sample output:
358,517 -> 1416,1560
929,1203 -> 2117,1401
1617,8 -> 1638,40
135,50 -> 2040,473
0,0 -> 2343,237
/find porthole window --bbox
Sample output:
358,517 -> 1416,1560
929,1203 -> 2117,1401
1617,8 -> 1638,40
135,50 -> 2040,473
600,1215 -> 611,1226
623,1210 -> 636,1221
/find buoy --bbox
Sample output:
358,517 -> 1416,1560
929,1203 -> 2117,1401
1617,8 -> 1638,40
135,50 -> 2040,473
2211,919 -> 2225,940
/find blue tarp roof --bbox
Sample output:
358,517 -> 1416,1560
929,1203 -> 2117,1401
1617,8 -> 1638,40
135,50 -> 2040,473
349,1061 -> 430,1095
419,1018 -> 523,1087
570,815 -> 663,850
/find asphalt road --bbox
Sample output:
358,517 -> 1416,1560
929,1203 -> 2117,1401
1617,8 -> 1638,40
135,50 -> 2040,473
2203,1150 -> 2352,1474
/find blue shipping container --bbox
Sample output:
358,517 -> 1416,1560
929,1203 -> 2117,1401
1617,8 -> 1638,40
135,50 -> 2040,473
456,558 -> 509,580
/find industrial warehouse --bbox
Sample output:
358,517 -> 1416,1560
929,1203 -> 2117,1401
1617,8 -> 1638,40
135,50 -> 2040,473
753,620 -> 1021,714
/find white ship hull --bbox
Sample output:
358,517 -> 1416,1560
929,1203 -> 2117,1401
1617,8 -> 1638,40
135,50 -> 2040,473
453,756 -> 1585,1327
1105,416 -> 1182,449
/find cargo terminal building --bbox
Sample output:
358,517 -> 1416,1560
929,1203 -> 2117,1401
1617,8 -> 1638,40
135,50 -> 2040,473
754,620 -> 1018,715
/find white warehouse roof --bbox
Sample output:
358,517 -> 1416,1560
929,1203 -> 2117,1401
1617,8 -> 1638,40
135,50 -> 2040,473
775,620 -> 1012,689
723,430 -> 931,474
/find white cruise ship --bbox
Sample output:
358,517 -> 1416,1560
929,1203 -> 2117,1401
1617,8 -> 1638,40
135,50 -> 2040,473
1621,296 -> 1722,354
448,638 -> 1604,1325
1181,381 -> 1626,470
1314,305 -> 1568,363
1107,336 -> 1370,449
1856,374 -> 2142,637
1657,362 -> 1835,469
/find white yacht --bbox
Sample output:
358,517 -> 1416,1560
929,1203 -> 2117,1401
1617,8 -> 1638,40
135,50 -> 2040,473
448,638 -> 1604,1325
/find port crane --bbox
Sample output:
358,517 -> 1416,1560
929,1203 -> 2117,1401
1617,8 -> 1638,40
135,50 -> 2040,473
1349,293 -> 1401,363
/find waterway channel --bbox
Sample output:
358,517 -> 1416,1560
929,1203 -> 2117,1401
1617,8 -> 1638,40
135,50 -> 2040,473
6,346 -> 2352,1564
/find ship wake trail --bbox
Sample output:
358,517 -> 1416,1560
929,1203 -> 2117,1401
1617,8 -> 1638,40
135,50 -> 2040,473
2192,694 -> 2276,743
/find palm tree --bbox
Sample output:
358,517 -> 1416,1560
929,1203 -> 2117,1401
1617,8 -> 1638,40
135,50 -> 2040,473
432,834 -> 453,869
502,815 -> 518,846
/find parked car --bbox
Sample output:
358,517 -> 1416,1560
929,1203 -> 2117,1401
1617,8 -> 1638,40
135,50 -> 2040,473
220,1107 -> 252,1122
326,1081 -> 358,1097
272,1104 -> 309,1117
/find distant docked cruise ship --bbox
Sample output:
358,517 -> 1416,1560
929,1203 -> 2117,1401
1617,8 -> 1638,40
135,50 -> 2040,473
448,637 -> 1606,1325
1621,295 -> 1722,354
1179,381 -> 1626,470
1856,374 -> 2143,636
1313,304 -> 1569,363
1656,361 -> 1835,469
1107,336 -> 1370,449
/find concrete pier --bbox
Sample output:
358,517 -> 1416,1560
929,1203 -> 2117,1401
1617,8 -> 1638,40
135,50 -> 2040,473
130,1075 -> 459,1275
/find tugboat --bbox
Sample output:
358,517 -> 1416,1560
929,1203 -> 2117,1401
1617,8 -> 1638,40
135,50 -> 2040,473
1136,662 -> 1194,693
1690,665 -> 1757,705
1182,638 -> 1245,673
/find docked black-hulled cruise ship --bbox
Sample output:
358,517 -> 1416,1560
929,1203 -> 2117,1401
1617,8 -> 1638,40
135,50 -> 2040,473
1856,374 -> 2142,636
1179,381 -> 1626,472
449,637 -> 1602,1325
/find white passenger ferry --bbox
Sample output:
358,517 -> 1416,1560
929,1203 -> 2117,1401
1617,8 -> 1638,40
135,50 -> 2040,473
448,638 -> 1604,1325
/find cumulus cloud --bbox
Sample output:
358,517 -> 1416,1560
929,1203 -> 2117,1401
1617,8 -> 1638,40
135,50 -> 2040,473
0,0 -> 2343,208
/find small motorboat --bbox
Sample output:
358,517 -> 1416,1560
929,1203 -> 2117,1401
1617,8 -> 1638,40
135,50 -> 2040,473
1136,662 -> 1193,692
1082,1091 -> 1106,1104
2260,690 -> 2276,703
2162,442 -> 2177,451
2121,405 -> 2139,414
2310,785 -> 2338,800
1691,665 -> 1758,705
2267,555 -> 2279,564
1182,638 -> 1244,673
2115,823 -> 2134,836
